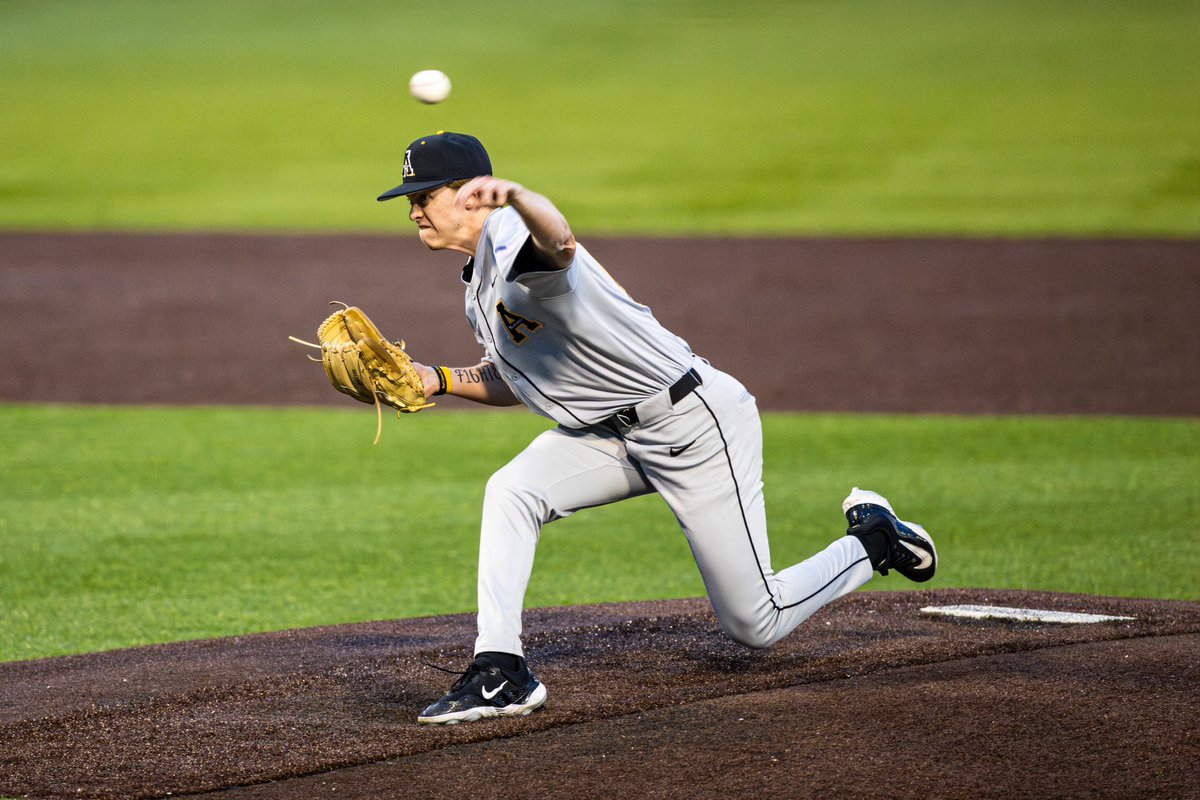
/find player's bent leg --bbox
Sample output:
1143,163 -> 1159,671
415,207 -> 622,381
627,368 -> 874,649
474,426 -> 652,658
684,509 -> 874,649
728,536 -> 873,647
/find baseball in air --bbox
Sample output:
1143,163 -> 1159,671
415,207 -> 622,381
409,70 -> 452,104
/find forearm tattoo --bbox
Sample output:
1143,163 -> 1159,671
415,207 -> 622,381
454,363 -> 502,386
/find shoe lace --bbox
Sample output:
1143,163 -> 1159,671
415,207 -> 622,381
423,660 -> 485,691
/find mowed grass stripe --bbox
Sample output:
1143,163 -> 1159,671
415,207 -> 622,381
1,404 -> 1195,661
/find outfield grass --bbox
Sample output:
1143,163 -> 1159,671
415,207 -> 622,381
1,404 -> 1195,662
1,0 -> 1197,235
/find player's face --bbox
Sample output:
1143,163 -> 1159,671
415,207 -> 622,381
408,185 -> 474,254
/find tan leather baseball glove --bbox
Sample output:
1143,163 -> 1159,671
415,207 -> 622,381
290,302 -> 434,443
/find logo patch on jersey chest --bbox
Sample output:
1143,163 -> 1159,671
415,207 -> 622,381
496,300 -> 543,345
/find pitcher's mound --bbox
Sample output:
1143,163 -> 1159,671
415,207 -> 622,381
1,588 -> 1197,799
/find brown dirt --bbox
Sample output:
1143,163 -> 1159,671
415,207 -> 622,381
1,234 -> 1197,799
1,233 -> 1197,414
1,590 -> 1198,800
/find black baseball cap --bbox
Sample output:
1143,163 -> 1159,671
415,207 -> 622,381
377,131 -> 492,201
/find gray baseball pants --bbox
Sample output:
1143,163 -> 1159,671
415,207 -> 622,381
474,360 -> 875,657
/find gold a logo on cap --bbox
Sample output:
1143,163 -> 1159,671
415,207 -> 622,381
402,149 -> 415,178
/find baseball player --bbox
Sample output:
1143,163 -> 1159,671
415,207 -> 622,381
375,132 -> 938,725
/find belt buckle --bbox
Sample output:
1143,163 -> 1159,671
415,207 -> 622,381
613,409 -> 636,430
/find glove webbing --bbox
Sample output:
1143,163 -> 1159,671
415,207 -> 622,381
288,333 -> 393,445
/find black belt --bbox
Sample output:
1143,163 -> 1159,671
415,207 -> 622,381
602,368 -> 702,432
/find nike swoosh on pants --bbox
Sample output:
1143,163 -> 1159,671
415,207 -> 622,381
670,439 -> 698,457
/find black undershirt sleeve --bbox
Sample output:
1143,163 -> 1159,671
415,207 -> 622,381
509,234 -> 559,278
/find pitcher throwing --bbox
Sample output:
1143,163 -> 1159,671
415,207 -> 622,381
371,131 -> 938,725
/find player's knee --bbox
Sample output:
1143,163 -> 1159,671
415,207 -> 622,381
727,628 -> 774,650
484,468 -> 531,504
718,615 -> 776,650
483,467 -> 545,519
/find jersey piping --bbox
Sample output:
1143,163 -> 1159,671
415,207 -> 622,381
695,390 -> 869,612
470,264 -> 591,428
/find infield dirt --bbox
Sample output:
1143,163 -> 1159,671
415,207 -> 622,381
0,234 -> 1197,799
1,591 -> 1197,799
1,233 -> 1197,415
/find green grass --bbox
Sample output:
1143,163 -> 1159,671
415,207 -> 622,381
1,0 -> 1197,235
1,404 -> 1196,662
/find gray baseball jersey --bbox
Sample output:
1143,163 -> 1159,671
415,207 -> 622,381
463,207 -> 885,659
464,206 -> 694,425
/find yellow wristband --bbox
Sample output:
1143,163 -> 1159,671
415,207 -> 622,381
435,366 -> 453,396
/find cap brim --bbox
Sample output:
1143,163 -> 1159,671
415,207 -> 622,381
376,178 -> 454,202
